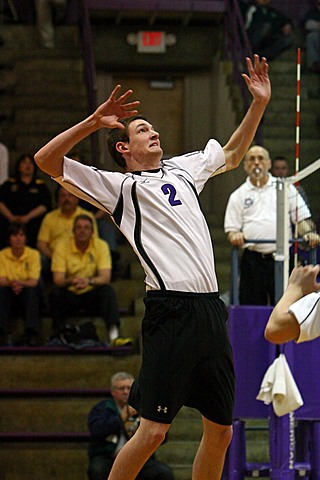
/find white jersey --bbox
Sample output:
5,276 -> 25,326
54,139 -> 226,293
290,292 -> 320,343
224,174 -> 311,254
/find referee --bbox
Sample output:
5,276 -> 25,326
34,55 -> 271,480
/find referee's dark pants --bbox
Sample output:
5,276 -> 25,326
239,249 -> 275,306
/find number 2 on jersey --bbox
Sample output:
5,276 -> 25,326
161,183 -> 182,206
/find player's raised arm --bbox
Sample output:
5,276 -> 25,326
223,55 -> 271,170
265,265 -> 320,344
34,85 -> 140,178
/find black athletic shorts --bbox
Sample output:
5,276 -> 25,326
129,291 -> 235,426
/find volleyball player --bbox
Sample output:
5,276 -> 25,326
34,54 -> 270,480
265,264 -> 320,344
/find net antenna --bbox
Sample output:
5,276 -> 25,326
293,48 -> 301,269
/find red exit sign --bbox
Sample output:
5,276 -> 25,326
137,31 -> 166,53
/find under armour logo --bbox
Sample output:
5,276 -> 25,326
157,406 -> 168,413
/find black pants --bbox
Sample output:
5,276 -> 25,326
87,455 -> 174,480
49,284 -> 119,333
0,286 -> 41,334
239,249 -> 275,306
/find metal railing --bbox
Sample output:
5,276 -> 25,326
230,240 -> 318,305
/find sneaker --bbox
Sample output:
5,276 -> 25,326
112,337 -> 134,347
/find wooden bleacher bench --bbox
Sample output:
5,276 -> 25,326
0,388 -> 112,444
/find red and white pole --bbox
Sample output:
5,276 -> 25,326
294,47 -> 301,266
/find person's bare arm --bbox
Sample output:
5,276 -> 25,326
34,85 -> 140,178
223,55 -> 271,171
297,218 -> 320,249
265,265 -> 320,344
52,271 -> 71,288
37,240 -> 52,259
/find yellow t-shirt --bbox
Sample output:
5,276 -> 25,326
0,246 -> 41,281
51,236 -> 112,294
37,206 -> 98,252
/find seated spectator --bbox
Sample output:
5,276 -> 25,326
37,186 -> 98,277
0,153 -> 52,249
66,150 -> 121,275
0,223 -> 42,346
34,0 -> 67,48
240,0 -> 294,60
87,371 -> 174,480
49,214 -> 120,344
302,0 -> 320,73
0,139 -> 9,185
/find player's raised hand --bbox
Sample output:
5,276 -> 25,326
242,54 -> 271,105
287,264 -> 320,297
93,85 -> 140,129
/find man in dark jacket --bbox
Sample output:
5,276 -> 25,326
240,0 -> 293,60
87,372 -> 174,480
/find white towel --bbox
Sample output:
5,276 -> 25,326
256,354 -> 304,417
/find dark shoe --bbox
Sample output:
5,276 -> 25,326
15,331 -> 40,347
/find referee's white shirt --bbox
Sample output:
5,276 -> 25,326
54,139 -> 226,293
224,174 -> 311,254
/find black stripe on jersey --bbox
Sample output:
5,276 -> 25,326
112,177 -> 129,227
131,182 -> 166,290
174,172 -> 203,212
112,193 -> 123,227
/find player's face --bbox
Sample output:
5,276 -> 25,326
126,119 -> 163,164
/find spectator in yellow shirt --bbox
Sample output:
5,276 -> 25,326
37,186 -> 98,277
0,223 -> 42,346
49,214 -> 120,344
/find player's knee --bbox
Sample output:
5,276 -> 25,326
143,422 -> 169,449
203,423 -> 233,451
217,425 -> 233,450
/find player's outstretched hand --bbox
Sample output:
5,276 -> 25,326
94,84 -> 140,130
242,54 -> 271,105
287,264 -> 320,298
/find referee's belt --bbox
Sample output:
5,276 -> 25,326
246,249 -> 275,260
